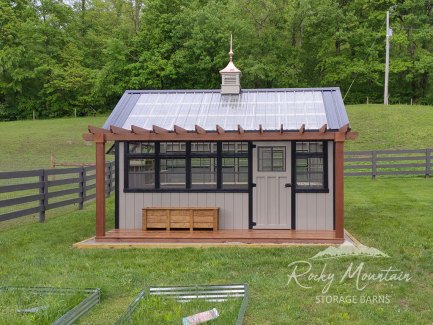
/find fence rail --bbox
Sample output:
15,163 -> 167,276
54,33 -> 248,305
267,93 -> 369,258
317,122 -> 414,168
345,148 -> 431,178
0,162 -> 115,222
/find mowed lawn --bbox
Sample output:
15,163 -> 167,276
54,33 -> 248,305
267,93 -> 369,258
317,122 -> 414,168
0,177 -> 431,324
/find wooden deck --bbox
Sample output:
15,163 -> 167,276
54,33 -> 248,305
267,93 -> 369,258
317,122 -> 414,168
91,229 -> 344,245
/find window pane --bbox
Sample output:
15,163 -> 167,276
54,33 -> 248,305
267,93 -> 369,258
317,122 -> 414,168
258,147 -> 286,172
296,141 -> 323,153
128,159 -> 155,188
191,142 -> 217,154
222,142 -> 248,154
191,157 -> 217,188
160,142 -> 186,154
160,158 -> 186,188
296,157 -> 324,189
222,157 -> 248,189
128,142 -> 155,154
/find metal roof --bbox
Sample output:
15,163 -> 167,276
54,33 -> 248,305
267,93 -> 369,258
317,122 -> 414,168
102,88 -> 349,132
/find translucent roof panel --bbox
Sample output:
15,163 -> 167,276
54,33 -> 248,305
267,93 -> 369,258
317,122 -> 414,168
104,88 -> 350,132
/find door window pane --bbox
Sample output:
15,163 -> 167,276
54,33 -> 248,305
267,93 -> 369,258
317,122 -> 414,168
258,147 -> 286,172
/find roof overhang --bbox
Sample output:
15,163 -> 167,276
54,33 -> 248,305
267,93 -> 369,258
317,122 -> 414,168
83,124 -> 358,142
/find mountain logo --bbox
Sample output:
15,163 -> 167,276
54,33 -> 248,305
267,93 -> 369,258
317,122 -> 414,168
310,243 -> 389,260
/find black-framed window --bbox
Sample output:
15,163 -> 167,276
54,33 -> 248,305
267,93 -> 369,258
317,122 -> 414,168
160,158 -> 186,188
257,146 -> 286,172
124,141 -> 249,191
127,158 -> 155,189
295,141 -> 328,192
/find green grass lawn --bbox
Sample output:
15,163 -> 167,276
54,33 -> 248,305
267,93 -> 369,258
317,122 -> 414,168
345,104 -> 433,151
0,104 -> 432,171
0,116 -> 107,171
0,177 -> 431,324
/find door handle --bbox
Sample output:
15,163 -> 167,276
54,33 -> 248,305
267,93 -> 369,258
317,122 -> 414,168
285,183 -> 292,188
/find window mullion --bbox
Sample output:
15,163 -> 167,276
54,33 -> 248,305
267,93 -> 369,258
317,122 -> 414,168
186,142 -> 191,189
155,142 -> 160,189
217,142 -> 222,189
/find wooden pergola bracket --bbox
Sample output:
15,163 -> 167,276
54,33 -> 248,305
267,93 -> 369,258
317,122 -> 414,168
299,124 -> 305,134
110,125 -> 131,134
339,123 -> 350,133
153,125 -> 169,134
174,125 -> 187,134
195,125 -> 206,134
216,125 -> 225,134
88,125 -> 110,134
319,124 -> 327,133
131,125 -> 151,134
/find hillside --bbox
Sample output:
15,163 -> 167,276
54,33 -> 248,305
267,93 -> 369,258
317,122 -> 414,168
0,104 -> 432,171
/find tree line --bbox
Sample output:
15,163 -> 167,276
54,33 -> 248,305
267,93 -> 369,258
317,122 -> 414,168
1,0 -> 432,120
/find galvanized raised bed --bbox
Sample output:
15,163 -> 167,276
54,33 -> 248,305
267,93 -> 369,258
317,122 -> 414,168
115,284 -> 248,325
0,286 -> 100,325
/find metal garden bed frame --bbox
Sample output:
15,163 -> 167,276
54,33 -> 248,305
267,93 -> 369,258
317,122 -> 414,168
0,286 -> 100,325
114,284 -> 249,325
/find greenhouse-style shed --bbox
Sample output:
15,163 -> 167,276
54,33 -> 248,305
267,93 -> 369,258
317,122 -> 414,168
83,42 -> 357,245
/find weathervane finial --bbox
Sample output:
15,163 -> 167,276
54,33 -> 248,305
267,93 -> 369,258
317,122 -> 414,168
229,33 -> 233,62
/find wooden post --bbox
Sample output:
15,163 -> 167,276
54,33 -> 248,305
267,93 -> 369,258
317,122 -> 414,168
426,148 -> 431,178
79,167 -> 85,210
372,150 -> 377,179
106,162 -> 111,198
39,170 -> 47,223
95,133 -> 106,238
334,134 -> 345,240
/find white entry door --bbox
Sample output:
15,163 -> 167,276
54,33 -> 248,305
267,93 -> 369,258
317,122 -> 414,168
252,142 -> 292,229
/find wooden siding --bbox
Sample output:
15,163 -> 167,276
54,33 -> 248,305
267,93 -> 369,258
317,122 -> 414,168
118,143 -> 248,230
296,142 -> 334,230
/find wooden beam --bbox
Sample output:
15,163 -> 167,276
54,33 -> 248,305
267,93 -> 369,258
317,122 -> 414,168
216,125 -> 225,134
195,125 -> 206,134
131,125 -> 151,134
238,124 -> 244,134
110,125 -> 131,134
339,123 -> 350,133
83,131 -> 343,142
174,125 -> 187,134
319,124 -> 327,133
153,125 -> 169,134
346,131 -> 358,140
299,124 -> 305,134
88,125 -> 110,134
95,133 -> 106,238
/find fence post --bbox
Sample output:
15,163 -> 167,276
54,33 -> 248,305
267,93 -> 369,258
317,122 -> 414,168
106,162 -> 112,198
426,148 -> 431,178
79,167 -> 85,210
39,170 -> 47,222
372,150 -> 377,179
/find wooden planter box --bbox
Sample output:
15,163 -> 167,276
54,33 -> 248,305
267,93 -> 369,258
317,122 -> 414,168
142,208 -> 219,231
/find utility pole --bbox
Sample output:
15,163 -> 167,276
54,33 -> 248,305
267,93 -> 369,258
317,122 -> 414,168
384,11 -> 392,105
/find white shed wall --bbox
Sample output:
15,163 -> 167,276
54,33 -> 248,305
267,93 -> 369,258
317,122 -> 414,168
295,142 -> 334,230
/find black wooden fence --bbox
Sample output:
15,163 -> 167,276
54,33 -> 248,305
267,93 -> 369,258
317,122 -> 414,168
345,148 -> 431,178
0,162 -> 114,222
